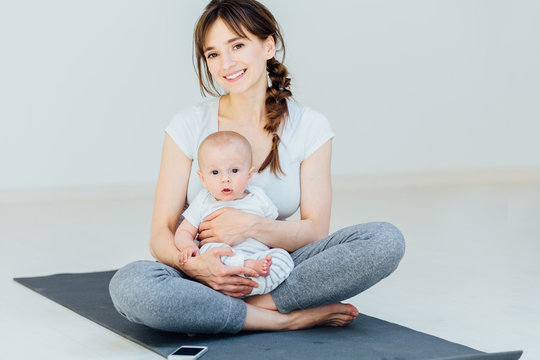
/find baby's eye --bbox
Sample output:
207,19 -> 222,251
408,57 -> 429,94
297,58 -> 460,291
211,170 -> 219,175
231,168 -> 239,173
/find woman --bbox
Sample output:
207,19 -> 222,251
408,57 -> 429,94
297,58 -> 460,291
109,0 -> 405,334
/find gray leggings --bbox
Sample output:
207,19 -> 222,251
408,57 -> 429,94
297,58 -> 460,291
109,222 -> 405,334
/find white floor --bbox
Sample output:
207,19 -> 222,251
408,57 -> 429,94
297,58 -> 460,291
1,172 -> 539,359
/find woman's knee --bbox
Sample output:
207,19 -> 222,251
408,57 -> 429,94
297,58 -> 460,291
369,221 -> 406,268
109,260 -> 165,297
347,221 -> 406,268
110,260 -> 246,334
109,260 -> 175,323
380,221 -> 405,252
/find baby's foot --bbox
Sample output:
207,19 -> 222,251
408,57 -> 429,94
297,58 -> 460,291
244,255 -> 272,277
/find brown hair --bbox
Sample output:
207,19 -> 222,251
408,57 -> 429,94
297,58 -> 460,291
194,0 -> 292,176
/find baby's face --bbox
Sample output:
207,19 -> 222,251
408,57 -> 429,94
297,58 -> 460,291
198,143 -> 253,201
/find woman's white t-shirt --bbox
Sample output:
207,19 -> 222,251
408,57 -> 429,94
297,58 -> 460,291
165,97 -> 334,220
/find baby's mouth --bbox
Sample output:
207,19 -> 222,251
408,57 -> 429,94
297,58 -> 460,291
222,188 -> 232,194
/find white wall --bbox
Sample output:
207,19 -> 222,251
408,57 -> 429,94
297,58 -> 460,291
1,0 -> 539,190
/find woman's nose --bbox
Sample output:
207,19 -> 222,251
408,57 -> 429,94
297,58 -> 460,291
221,51 -> 235,69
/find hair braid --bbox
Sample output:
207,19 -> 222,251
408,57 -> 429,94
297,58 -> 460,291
194,0 -> 293,176
259,57 -> 292,176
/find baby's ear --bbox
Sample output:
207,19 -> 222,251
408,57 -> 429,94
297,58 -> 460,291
248,167 -> 256,181
196,170 -> 205,186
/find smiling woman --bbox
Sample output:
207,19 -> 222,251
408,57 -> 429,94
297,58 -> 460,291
109,0 -> 406,335
194,0 -> 291,177
201,19 -> 274,102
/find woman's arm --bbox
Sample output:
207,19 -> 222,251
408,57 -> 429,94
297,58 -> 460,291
149,134 -> 192,267
149,134 -> 238,264
199,139 -> 332,252
150,134 -> 259,296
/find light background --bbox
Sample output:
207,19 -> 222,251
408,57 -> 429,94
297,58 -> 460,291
1,2 -> 539,359
1,0 -> 539,191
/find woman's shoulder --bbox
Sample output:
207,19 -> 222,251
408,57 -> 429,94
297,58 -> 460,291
281,99 -> 334,160
168,98 -> 219,130
285,99 -> 331,134
283,100 -> 332,137
165,97 -> 219,159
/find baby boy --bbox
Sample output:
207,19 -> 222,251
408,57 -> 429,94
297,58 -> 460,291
174,131 -> 294,296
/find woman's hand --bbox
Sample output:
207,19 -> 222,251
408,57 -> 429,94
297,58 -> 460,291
198,207 -> 258,247
182,246 -> 259,297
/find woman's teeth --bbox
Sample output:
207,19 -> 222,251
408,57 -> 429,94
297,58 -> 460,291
225,69 -> 245,80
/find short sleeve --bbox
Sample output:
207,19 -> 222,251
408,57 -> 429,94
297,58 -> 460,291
282,102 -> 335,163
247,185 -> 279,220
182,189 -> 208,228
165,99 -> 218,160
301,108 -> 335,160
263,197 -> 279,220
165,106 -> 202,160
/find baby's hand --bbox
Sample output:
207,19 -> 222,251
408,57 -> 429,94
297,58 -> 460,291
179,244 -> 200,266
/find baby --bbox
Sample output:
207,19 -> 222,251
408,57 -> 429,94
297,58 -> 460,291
174,131 -> 294,296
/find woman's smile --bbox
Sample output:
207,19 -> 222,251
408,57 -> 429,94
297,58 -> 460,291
224,68 -> 247,81
202,18 -> 273,95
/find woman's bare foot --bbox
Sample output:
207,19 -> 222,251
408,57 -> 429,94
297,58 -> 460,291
244,255 -> 272,276
243,302 -> 359,331
286,303 -> 359,329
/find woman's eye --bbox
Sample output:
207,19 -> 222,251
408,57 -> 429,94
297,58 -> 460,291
231,168 -> 239,173
206,53 -> 217,59
233,43 -> 244,50
211,170 -> 219,175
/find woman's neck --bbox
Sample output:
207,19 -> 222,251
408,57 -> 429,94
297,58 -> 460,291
221,83 -> 267,127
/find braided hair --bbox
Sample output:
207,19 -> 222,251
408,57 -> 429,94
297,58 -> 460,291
194,0 -> 292,176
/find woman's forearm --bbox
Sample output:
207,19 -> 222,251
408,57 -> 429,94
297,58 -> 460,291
250,216 -> 328,252
150,228 -> 207,278
150,228 -> 182,270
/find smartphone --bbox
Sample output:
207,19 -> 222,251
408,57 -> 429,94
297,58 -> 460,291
167,346 -> 208,360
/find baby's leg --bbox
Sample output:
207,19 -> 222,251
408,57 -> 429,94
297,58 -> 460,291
229,238 -> 273,276
247,248 -> 294,296
244,256 -> 272,277
199,242 -> 245,267
200,242 -> 272,277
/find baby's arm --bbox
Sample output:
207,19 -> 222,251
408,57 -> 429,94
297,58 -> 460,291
174,219 -> 200,266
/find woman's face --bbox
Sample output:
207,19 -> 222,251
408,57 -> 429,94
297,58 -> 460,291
203,18 -> 275,95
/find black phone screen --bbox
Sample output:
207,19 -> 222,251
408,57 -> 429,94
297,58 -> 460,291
172,347 -> 205,356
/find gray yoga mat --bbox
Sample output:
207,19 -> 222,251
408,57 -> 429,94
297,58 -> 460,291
13,271 -> 522,360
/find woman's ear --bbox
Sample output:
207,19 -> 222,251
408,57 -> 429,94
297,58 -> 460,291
264,35 -> 276,60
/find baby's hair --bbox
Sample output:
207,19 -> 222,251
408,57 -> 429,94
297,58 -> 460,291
198,131 -> 253,168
